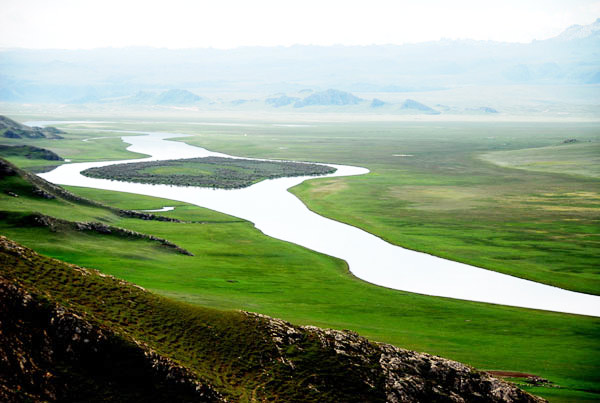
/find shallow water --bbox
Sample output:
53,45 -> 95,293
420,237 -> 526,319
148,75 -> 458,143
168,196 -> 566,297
37,128 -> 600,317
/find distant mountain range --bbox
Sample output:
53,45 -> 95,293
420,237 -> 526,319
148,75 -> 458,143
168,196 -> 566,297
555,18 -> 600,41
0,19 -> 598,105
115,89 -> 202,105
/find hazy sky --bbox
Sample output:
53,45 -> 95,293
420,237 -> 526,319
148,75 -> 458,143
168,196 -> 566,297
1,0 -> 599,49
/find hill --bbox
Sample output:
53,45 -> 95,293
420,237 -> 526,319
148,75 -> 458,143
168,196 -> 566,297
155,89 -> 202,105
0,116 -> 64,139
0,235 -> 544,402
121,89 -> 203,105
293,89 -> 364,107
400,99 -> 440,114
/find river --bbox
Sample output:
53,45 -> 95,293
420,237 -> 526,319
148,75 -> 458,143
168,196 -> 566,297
33,125 -> 600,317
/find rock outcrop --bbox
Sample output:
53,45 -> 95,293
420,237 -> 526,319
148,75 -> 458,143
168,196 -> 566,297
246,312 -> 546,403
0,278 -> 222,402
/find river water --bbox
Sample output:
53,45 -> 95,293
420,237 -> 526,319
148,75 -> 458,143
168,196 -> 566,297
35,126 -> 600,317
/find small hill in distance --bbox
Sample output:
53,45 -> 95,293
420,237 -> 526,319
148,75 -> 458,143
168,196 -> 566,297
121,89 -> 203,105
294,89 -> 363,107
400,99 -> 440,115
0,116 -> 64,139
371,98 -> 386,107
265,94 -> 300,107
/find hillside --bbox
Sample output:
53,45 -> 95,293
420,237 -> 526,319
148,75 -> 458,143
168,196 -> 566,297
0,145 -> 63,161
0,116 -> 64,139
0,235 -> 544,402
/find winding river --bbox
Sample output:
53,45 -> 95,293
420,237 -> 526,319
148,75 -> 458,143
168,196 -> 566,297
33,124 -> 600,317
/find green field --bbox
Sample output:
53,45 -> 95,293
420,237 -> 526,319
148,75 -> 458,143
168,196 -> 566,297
1,117 -> 599,401
481,142 -> 600,178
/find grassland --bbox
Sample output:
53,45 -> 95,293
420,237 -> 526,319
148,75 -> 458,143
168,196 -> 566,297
1,117 -> 599,401
481,142 -> 600,178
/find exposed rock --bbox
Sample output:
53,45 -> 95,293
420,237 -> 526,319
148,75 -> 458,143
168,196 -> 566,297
245,312 -> 546,403
0,278 -> 223,402
31,188 -> 56,199
525,376 -> 553,387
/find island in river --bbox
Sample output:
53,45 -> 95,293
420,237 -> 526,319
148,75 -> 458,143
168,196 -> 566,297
81,156 -> 336,189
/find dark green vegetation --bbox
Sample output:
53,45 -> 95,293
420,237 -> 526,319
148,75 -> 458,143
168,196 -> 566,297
172,121 -> 600,296
81,156 -> 335,188
0,115 -> 64,139
0,134 -> 598,402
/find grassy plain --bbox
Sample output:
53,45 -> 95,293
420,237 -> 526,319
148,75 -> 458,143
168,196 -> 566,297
1,117 -> 599,401
481,142 -> 600,178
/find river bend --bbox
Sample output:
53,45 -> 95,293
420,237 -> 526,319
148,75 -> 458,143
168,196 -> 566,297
35,128 -> 600,317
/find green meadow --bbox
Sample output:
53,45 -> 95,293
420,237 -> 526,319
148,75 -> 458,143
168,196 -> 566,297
1,117 -> 599,401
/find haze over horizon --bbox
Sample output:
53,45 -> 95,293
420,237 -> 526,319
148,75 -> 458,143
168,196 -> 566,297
1,0 -> 599,49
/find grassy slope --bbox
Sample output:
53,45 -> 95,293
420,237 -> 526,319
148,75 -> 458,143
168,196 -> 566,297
0,127 -> 148,168
0,236 -> 377,402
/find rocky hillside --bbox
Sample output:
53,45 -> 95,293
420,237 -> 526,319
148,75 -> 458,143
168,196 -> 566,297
0,116 -> 64,139
0,277 -> 222,402
0,235 -> 544,402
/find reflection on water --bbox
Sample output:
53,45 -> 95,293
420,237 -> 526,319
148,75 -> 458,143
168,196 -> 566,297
39,129 -> 600,317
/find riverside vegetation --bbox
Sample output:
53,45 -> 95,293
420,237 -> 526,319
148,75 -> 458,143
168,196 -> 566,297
81,157 -> 336,188
0,117 -> 599,402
